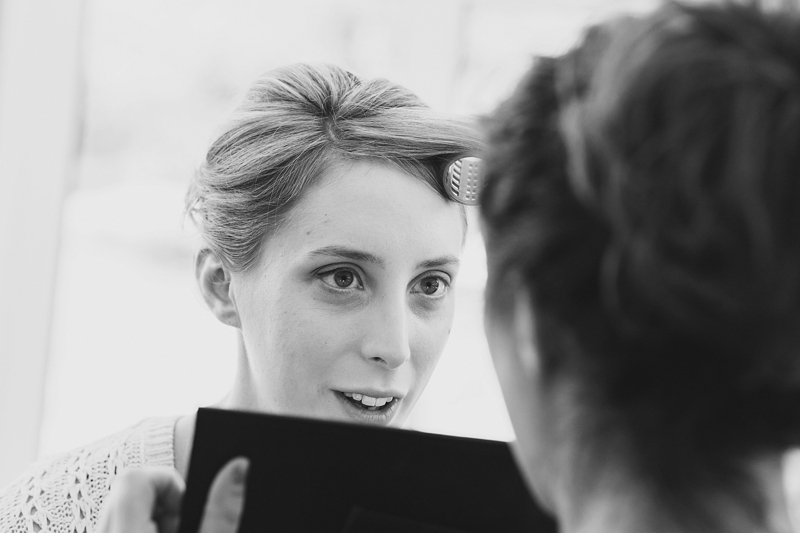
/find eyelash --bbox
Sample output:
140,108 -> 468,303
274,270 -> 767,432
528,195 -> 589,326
317,266 -> 365,292
410,273 -> 451,299
316,266 -> 452,299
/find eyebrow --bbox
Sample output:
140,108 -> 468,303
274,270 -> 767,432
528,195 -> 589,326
415,256 -> 461,270
309,246 -> 385,267
308,246 -> 460,271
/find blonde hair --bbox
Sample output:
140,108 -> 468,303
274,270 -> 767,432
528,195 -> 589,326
187,63 -> 482,271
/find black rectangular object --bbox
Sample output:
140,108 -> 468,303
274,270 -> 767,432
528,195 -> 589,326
179,408 -> 557,533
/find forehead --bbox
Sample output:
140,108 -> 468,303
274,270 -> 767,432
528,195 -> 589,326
272,160 -> 464,263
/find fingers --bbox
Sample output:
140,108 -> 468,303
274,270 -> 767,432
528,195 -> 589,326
97,467 -> 186,533
96,458 -> 248,533
198,457 -> 249,533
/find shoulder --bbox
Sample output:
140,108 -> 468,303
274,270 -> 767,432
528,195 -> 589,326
0,416 -> 179,533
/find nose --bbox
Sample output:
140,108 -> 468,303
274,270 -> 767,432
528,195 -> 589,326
359,294 -> 412,370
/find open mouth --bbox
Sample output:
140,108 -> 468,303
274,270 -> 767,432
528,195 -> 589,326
337,391 -> 397,412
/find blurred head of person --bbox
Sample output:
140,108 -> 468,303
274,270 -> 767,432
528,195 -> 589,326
186,63 -> 481,427
480,2 -> 800,532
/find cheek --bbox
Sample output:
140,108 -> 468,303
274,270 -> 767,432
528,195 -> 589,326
485,318 -> 556,509
270,300 -> 349,376
236,289 -> 277,367
238,284 -> 340,386
409,299 -> 456,374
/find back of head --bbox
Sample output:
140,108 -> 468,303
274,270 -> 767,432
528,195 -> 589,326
481,0 -> 800,520
187,63 -> 481,271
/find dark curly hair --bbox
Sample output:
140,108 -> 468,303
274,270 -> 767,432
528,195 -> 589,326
481,0 -> 800,523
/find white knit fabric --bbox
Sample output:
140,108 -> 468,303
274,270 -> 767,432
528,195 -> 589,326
0,417 -> 178,533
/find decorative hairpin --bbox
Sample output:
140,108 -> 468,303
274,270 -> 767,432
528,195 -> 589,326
443,156 -> 485,206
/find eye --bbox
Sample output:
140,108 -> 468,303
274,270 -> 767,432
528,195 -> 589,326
411,273 -> 450,298
332,270 -> 354,288
319,267 -> 364,290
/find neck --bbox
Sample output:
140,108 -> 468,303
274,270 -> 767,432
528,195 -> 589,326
551,451 -> 794,533
174,344 -> 246,480
220,331 -> 271,412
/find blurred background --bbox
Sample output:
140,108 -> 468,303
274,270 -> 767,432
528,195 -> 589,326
11,0 -> 797,497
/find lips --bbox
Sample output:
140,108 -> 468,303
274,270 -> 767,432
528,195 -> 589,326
333,389 -> 405,424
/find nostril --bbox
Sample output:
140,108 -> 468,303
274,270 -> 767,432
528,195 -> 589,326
365,351 -> 409,369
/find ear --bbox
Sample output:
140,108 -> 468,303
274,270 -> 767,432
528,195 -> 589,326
195,249 -> 241,328
511,291 -> 540,377
485,289 -> 541,379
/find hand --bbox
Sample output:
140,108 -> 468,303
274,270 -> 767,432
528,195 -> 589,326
97,457 -> 249,533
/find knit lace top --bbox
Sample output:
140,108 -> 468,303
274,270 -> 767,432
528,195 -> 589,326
0,416 -> 179,533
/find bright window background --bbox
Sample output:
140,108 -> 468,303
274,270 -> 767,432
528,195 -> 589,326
41,0 -> 662,458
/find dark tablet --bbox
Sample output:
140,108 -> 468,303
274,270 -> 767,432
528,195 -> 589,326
178,408 -> 557,533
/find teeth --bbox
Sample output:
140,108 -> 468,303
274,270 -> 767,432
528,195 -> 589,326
342,392 -> 394,407
361,395 -> 377,406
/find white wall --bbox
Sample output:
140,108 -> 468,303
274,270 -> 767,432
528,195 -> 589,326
0,0 -> 83,486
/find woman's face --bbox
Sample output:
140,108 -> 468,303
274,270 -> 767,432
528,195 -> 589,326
227,160 -> 464,426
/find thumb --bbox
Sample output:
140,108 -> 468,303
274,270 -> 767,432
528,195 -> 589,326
198,457 -> 249,533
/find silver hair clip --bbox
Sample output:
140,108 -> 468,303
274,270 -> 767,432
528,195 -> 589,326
443,156 -> 485,206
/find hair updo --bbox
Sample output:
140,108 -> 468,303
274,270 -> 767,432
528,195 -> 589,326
481,1 -> 800,486
187,63 -> 482,272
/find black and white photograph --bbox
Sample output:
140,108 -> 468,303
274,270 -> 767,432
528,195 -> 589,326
1,0 -> 799,532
